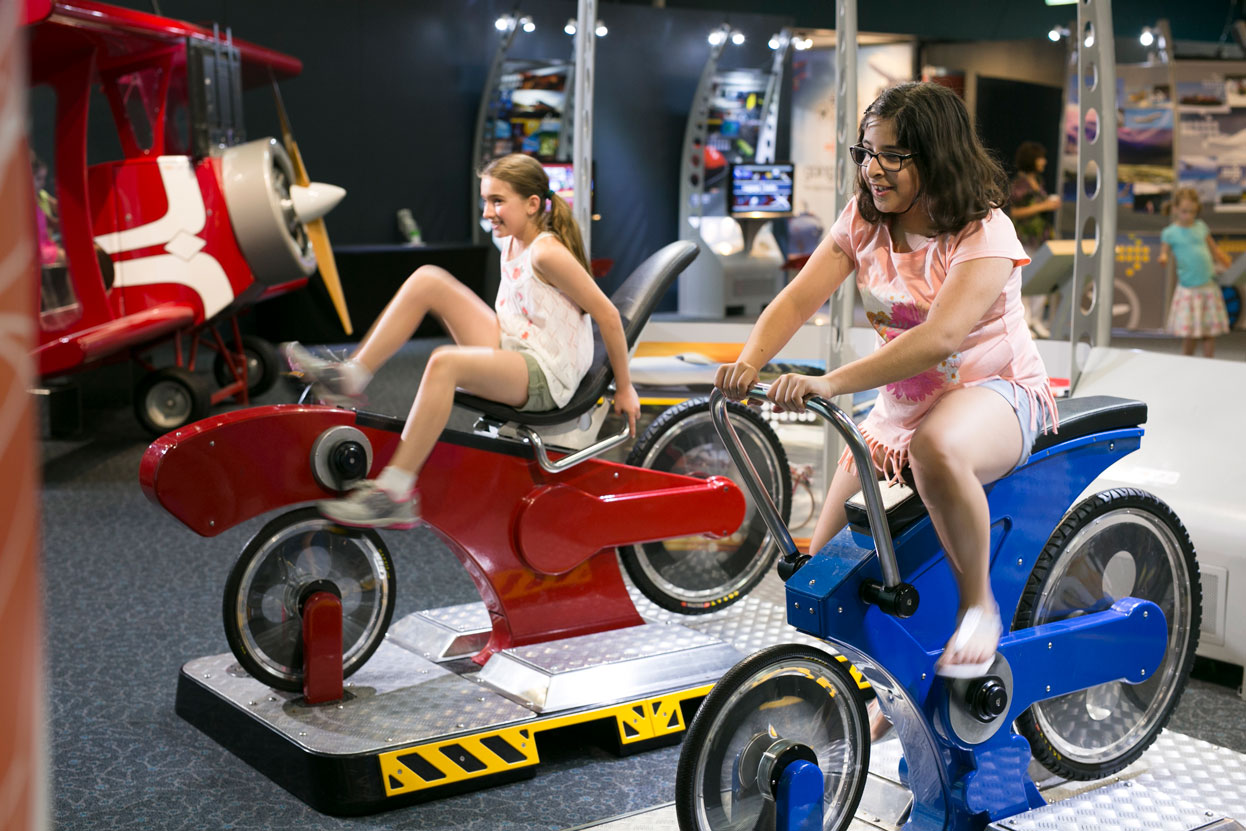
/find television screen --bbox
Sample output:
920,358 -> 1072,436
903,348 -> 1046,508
542,162 -> 594,211
543,163 -> 576,207
729,162 -> 795,219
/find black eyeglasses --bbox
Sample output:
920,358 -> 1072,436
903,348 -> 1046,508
849,145 -> 915,172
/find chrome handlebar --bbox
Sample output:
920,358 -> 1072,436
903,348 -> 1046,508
520,423 -> 632,474
709,385 -> 901,590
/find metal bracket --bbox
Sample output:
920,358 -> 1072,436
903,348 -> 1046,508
520,423 -> 630,474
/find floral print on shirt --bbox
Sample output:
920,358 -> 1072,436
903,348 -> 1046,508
865,299 -> 962,402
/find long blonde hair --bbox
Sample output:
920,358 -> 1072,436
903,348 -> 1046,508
479,154 -> 591,274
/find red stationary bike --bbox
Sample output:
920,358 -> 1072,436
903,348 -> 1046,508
141,241 -> 792,692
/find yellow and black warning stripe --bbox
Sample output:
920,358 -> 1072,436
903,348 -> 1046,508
378,684 -> 713,797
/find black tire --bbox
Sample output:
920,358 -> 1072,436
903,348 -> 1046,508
213,334 -> 279,396
621,397 -> 791,614
222,508 -> 396,692
1012,488 -> 1200,780
675,644 -> 870,831
133,366 -> 211,436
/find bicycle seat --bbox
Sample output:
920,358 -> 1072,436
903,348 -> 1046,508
452,240 -> 698,428
845,394 -> 1148,539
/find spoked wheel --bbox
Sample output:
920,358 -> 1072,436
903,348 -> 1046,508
213,334 -> 279,396
1013,488 -> 1200,780
133,367 -> 212,436
676,644 -> 870,831
622,398 -> 791,613
223,508 -> 396,692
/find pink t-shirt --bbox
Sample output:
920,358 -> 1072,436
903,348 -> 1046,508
830,199 -> 1057,478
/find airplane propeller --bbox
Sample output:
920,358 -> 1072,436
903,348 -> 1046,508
271,78 -> 353,335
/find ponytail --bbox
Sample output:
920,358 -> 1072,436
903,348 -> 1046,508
544,191 -> 591,275
480,153 -> 592,276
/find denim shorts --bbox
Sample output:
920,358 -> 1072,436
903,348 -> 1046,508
517,351 -> 557,412
977,378 -> 1040,471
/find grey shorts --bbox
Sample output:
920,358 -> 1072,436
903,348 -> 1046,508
517,351 -> 557,412
977,378 -> 1040,471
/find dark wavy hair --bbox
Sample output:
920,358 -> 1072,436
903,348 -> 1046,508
855,82 -> 1007,235
1013,140 -> 1047,175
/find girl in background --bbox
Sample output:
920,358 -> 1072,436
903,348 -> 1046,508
1159,187 -> 1232,357
1008,140 -> 1062,337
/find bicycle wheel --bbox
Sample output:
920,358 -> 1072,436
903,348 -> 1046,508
1013,488 -> 1200,780
223,508 -> 396,692
675,644 -> 870,831
622,397 -> 791,613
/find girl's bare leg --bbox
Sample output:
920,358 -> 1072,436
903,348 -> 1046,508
352,265 -> 500,372
806,462 -> 871,556
809,458 -> 893,739
388,347 -> 530,475
1181,336 -> 1196,356
1203,337 -> 1216,358
908,386 -> 1024,672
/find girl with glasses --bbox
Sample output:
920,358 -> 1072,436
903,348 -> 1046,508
716,82 -> 1055,683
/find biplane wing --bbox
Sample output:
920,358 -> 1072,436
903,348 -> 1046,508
35,302 -> 196,376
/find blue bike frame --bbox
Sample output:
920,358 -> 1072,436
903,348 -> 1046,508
710,387 -> 1168,830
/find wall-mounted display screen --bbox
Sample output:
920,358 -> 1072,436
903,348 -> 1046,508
729,162 -> 795,218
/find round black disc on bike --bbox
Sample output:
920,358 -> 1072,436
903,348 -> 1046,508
1013,488 -> 1200,779
222,507 -> 396,692
622,397 -> 791,614
675,644 -> 870,831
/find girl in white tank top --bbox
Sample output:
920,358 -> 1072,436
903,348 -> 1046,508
285,154 -> 639,531
496,231 -> 593,408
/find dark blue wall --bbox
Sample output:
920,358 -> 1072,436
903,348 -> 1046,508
92,1 -> 1242,292
101,1 -> 790,291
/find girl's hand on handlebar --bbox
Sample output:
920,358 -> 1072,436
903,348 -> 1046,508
714,361 -> 760,401
615,383 -> 640,437
768,373 -> 835,413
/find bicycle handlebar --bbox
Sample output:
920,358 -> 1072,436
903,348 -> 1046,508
709,385 -> 901,590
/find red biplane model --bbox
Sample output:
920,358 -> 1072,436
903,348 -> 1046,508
25,0 -> 351,434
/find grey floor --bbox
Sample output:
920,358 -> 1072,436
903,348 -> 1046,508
40,329 -> 1246,830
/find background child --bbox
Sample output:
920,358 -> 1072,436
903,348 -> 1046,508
286,153 -> 640,528
1159,187 -> 1232,357
716,82 -> 1054,682
1007,140 -> 1061,338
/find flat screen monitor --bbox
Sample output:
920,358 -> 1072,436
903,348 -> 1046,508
543,162 -> 593,211
729,162 -> 795,219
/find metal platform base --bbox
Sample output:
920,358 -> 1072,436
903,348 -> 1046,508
176,578 -> 843,815
577,730 -> 1246,830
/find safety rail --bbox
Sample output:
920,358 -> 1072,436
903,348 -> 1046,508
520,423 -> 632,474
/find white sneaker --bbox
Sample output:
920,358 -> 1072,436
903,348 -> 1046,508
318,481 -> 421,529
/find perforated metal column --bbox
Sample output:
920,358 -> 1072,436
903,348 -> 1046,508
824,0 -> 858,481
756,30 -> 793,165
470,15 -> 523,246
572,0 -> 596,257
678,24 -> 731,242
1069,0 -> 1118,392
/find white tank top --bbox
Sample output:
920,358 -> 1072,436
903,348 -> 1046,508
495,232 -> 594,408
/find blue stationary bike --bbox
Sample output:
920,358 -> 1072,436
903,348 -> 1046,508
675,387 -> 1200,831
